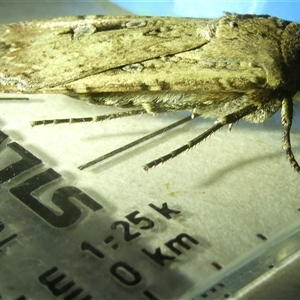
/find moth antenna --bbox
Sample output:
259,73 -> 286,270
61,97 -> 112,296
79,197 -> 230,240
78,114 -> 197,170
281,98 -> 300,173
143,104 -> 258,170
30,109 -> 146,127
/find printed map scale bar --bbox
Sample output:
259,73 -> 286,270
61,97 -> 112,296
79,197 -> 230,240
1,1 -> 300,299
1,94 -> 300,299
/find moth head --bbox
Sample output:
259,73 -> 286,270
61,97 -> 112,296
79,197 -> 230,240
281,22 -> 300,93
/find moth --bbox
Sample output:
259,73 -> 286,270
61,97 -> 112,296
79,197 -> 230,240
0,13 -> 300,171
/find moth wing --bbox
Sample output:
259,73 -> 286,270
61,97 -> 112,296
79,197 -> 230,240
0,15 -> 209,92
60,50 -> 268,95
52,14 -> 280,96
56,14 -> 289,121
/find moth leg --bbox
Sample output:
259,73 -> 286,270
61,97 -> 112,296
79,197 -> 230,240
143,104 -> 258,171
281,98 -> 300,173
79,114 -> 197,170
30,108 -> 146,127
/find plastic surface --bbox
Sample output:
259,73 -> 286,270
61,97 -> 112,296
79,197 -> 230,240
1,2 -> 300,299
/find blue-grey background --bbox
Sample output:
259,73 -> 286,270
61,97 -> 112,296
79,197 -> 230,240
0,1 -> 299,23
111,0 -> 300,22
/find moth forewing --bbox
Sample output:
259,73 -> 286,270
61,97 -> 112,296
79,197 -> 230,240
0,15 -> 209,92
1,14 -> 300,172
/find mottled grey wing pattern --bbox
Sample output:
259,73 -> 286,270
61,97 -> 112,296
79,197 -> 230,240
0,15 -> 209,91
1,14 -> 298,114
